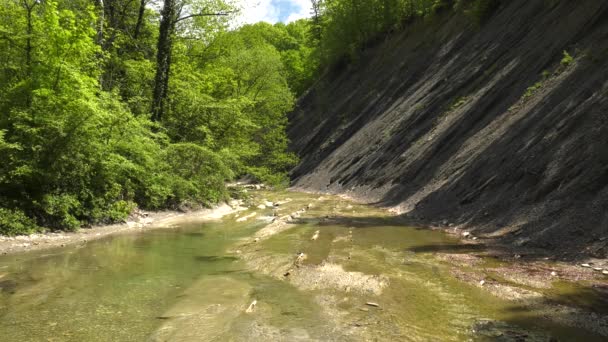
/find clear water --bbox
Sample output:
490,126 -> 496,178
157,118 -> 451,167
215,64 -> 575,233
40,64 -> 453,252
0,191 -> 605,341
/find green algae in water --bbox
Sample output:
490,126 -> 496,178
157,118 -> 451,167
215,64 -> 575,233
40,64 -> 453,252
0,191 -> 606,341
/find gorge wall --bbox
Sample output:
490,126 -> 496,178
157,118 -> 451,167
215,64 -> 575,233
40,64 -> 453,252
288,0 -> 608,258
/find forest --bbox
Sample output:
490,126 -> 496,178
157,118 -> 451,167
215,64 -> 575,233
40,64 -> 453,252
0,0 -> 498,234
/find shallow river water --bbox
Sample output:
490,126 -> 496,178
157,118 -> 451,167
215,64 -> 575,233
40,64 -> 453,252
0,191 -> 605,341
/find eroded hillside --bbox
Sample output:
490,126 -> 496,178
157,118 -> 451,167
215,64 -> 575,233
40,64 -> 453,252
288,0 -> 608,258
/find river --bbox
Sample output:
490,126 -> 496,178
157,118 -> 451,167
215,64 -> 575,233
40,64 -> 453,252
0,191 -> 605,341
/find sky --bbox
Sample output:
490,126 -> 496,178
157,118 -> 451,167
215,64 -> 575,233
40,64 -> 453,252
238,0 -> 312,25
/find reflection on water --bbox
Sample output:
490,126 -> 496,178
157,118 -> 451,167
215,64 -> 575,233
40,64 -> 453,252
0,220 -> 254,341
0,191 -> 605,341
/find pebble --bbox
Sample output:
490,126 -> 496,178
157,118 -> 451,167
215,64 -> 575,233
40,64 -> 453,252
593,267 -> 603,272
550,271 -> 557,277
581,264 -> 592,268
479,280 -> 486,286
245,299 -> 257,313
365,302 -> 380,307
602,270 -> 608,275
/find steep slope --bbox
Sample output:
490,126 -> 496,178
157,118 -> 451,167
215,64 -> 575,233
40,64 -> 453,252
288,0 -> 608,258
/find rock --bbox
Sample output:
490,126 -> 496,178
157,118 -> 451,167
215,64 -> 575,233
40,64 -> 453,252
550,271 -> 557,277
602,270 -> 608,275
581,263 -> 592,268
311,230 -> 320,241
264,201 -> 274,208
245,299 -> 257,313
236,212 -> 257,222
294,252 -> 307,267
256,204 -> 266,210
462,232 -> 471,238
479,280 -> 486,286
365,302 -> 380,307
593,267 -> 603,272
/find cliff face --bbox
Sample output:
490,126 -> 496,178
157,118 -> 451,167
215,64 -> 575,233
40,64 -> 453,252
288,0 -> 608,257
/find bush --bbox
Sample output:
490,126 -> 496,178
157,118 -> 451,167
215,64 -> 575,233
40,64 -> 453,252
470,0 -> 501,24
41,194 -> 82,231
0,208 -> 42,236
164,143 -> 234,205
561,50 -> 574,67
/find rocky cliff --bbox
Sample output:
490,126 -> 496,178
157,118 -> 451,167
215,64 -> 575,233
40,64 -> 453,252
288,0 -> 608,258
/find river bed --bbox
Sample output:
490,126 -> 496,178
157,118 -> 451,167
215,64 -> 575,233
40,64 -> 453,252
0,191 -> 606,341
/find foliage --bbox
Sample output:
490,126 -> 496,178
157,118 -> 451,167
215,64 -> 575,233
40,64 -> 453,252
523,82 -> 543,99
0,208 -> 41,236
560,50 -> 574,67
0,0 -> 299,234
310,0 -> 503,69
164,143 -> 233,204
468,0 -> 501,24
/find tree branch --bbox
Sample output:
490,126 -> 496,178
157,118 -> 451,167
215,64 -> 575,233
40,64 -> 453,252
173,10 -> 237,24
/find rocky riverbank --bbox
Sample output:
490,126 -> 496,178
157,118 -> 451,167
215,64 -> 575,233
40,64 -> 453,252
0,203 -> 237,256
230,191 -> 608,340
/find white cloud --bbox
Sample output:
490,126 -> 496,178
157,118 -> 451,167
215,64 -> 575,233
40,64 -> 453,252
236,0 -> 311,26
284,0 -> 311,23
237,0 -> 279,25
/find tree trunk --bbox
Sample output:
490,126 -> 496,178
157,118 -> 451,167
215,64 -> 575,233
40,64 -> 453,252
134,0 -> 146,39
151,0 -> 177,122
22,0 -> 37,76
93,0 -> 104,45
310,0 -> 322,41
22,0 -> 38,106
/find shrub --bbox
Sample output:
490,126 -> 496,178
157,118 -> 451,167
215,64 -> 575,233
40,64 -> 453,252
164,143 -> 234,205
561,50 -> 574,67
41,194 -> 82,231
523,82 -> 543,99
0,208 -> 42,236
470,0 -> 501,24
